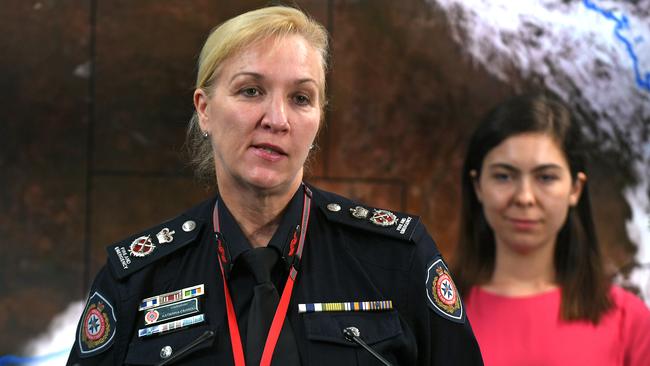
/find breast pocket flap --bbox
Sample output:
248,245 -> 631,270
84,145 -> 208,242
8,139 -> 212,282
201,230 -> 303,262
303,310 -> 402,346
125,325 -> 214,365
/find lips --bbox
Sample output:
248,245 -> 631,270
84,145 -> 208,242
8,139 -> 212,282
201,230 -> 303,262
508,218 -> 539,230
251,143 -> 287,161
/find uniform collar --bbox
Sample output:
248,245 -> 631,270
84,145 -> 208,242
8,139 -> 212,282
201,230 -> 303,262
215,185 -> 305,268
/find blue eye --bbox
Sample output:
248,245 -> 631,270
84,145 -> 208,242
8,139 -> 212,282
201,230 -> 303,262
293,94 -> 311,106
240,87 -> 261,97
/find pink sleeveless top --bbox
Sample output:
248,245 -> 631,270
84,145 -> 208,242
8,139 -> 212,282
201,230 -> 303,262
465,286 -> 650,366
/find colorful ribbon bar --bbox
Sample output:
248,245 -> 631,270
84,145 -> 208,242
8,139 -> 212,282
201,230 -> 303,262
139,284 -> 204,311
298,300 -> 393,313
138,313 -> 205,338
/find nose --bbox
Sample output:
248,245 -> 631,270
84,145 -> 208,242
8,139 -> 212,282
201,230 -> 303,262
260,94 -> 289,133
513,177 -> 536,207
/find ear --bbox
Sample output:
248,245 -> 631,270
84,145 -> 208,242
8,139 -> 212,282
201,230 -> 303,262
193,88 -> 210,132
470,170 -> 482,203
569,172 -> 586,207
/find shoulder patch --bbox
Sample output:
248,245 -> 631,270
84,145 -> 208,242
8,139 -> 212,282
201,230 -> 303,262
78,291 -> 117,357
425,256 -> 465,323
316,195 -> 420,242
107,215 -> 204,279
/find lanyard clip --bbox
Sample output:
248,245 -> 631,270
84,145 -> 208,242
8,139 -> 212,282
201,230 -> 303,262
284,225 -> 302,270
215,232 -> 233,278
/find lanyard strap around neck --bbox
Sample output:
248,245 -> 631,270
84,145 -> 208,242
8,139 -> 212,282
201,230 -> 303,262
213,187 -> 312,366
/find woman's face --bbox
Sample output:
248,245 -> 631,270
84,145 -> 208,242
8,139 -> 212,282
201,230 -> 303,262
473,133 -> 585,255
195,34 -> 323,194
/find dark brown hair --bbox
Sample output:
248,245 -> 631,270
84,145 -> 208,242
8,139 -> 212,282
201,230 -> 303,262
454,93 -> 611,323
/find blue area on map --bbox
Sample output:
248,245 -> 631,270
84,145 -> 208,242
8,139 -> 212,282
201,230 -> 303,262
0,349 -> 69,365
583,0 -> 650,92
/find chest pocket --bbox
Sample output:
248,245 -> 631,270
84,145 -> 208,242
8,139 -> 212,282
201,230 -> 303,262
302,310 -> 412,365
124,325 -> 215,365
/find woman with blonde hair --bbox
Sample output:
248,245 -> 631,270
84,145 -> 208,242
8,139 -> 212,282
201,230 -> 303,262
68,6 -> 482,365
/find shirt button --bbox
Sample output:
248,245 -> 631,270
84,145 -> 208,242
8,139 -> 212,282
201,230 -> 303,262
160,345 -> 173,359
327,203 -> 341,212
182,220 -> 197,232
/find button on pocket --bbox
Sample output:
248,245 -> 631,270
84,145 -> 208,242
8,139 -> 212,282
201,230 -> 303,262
302,310 -> 406,365
124,325 -> 214,365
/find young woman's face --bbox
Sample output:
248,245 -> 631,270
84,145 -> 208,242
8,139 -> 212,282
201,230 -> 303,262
473,133 -> 585,254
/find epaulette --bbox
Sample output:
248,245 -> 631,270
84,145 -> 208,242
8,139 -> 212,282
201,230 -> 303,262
106,214 -> 205,279
313,189 -> 421,242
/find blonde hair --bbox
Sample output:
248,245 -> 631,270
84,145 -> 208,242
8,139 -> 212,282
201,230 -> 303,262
186,6 -> 330,184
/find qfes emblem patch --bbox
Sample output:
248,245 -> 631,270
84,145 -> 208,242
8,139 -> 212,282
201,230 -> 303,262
425,257 -> 464,323
78,292 -> 117,357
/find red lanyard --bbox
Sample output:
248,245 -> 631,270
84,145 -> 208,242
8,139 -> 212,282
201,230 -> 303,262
213,188 -> 312,366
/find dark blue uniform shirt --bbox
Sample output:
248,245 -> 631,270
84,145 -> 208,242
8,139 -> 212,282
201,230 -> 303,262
67,184 -> 483,365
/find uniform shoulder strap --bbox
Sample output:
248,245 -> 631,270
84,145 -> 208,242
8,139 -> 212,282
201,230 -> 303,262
312,187 -> 421,242
106,214 -> 205,279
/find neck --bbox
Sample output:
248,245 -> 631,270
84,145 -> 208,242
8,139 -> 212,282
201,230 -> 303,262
483,238 -> 557,297
218,178 -> 301,248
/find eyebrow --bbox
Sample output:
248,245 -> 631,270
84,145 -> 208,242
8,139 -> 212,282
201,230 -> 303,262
230,72 -> 319,87
486,163 -> 564,173
230,72 -> 262,82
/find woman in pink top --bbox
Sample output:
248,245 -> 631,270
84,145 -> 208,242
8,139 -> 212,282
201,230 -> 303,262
453,93 -> 650,365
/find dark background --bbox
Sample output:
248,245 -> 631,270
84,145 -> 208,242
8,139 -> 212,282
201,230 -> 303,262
0,0 -> 637,354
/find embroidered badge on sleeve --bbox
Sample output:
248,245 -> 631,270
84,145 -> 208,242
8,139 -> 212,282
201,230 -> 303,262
78,292 -> 117,357
425,257 -> 465,323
